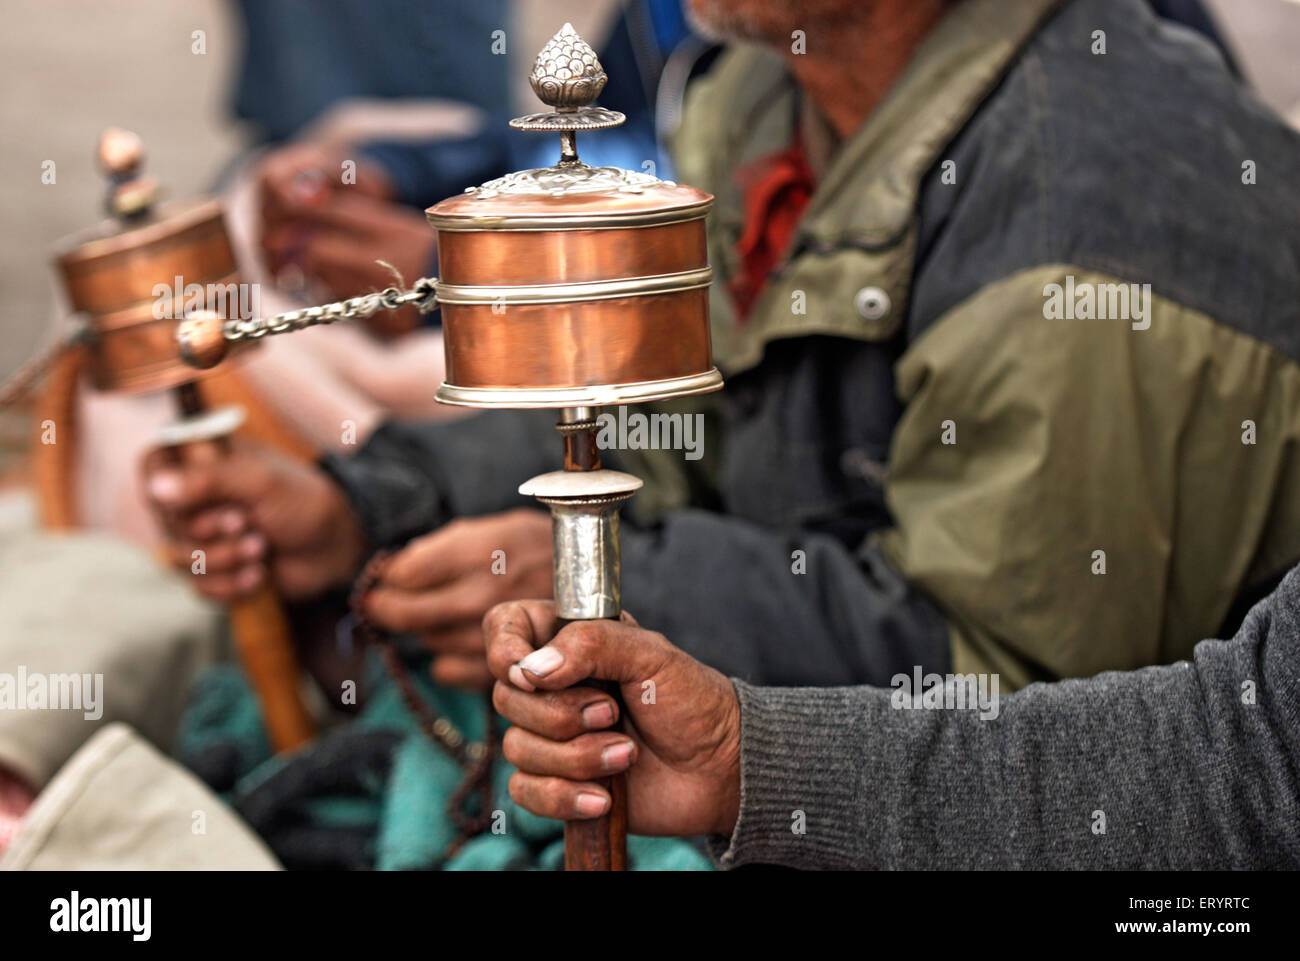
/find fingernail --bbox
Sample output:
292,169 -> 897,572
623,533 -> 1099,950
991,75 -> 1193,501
575,792 -> 608,818
235,566 -> 262,591
148,472 -> 182,503
291,169 -> 327,204
601,741 -> 634,773
221,510 -> 246,535
581,701 -> 615,730
237,532 -> 266,559
507,664 -> 535,692
518,647 -> 564,678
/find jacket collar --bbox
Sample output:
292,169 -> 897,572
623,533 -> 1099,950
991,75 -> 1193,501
798,0 -> 1064,251
675,0 -> 1064,373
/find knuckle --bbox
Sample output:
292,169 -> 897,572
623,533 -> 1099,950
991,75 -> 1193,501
205,583 -> 237,604
506,772 -> 529,808
485,647 -> 510,679
500,726 -> 527,768
386,609 -> 417,634
564,745 -> 599,779
481,600 -> 512,634
490,680 -> 512,715
563,621 -> 603,658
366,595 -> 411,633
543,777 -> 574,809
485,639 -> 514,676
457,584 -> 492,623
509,773 -> 560,819
541,691 -> 577,730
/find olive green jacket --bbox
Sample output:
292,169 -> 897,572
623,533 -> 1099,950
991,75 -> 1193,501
665,0 -> 1300,686
329,0 -> 1300,690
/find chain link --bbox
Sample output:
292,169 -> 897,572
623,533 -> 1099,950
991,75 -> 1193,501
3,277 -> 439,406
223,276 -> 438,344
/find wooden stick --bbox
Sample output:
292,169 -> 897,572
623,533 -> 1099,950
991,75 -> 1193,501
30,343 -> 86,530
228,584 -> 315,751
171,380 -> 315,752
563,673 -> 628,870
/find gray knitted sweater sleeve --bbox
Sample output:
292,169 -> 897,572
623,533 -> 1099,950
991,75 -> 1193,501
713,566 -> 1300,870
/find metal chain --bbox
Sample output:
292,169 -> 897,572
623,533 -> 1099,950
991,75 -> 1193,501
222,276 -> 438,344
2,276 -> 438,405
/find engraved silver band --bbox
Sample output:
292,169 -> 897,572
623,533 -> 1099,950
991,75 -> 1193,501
427,201 -> 711,232
434,266 -> 711,306
435,368 -> 723,409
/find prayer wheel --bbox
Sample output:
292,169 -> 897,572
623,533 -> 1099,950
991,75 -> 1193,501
53,129 -> 248,396
426,22 -> 719,409
52,128 -> 316,754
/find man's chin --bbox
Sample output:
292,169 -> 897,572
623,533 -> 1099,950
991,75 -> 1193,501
684,0 -> 771,44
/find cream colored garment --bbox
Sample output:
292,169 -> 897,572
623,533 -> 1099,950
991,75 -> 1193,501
0,531 -> 225,788
0,531 -> 278,869
0,723 -> 279,870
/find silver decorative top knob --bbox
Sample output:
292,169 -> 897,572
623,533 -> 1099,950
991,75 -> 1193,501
97,127 -> 159,220
510,23 -> 626,159
529,22 -> 607,111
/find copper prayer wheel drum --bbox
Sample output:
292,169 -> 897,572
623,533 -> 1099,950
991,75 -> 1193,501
53,132 -> 247,396
427,24 -> 721,410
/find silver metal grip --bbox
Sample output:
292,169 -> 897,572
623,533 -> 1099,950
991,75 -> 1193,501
549,498 -> 625,620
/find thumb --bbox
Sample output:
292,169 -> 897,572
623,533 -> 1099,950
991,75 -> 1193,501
514,618 -> 668,692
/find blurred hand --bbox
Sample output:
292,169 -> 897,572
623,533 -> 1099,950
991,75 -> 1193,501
484,601 -> 742,838
258,142 -> 392,240
142,439 -> 367,603
362,509 -> 553,690
0,767 -> 34,856
257,143 -> 434,339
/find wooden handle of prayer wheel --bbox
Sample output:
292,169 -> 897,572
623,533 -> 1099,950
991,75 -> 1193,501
558,631 -> 628,870
228,584 -> 316,752
565,679 -> 628,871
165,378 -> 316,753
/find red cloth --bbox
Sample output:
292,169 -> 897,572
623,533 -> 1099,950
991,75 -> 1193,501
0,769 -> 34,855
728,138 -> 815,322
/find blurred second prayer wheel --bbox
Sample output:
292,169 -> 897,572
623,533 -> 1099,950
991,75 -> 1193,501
53,127 -> 251,396
54,198 -> 247,395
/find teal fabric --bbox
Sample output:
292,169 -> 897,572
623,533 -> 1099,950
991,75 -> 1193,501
175,655 -> 712,871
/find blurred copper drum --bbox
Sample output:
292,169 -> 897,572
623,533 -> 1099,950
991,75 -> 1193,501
53,198 -> 250,394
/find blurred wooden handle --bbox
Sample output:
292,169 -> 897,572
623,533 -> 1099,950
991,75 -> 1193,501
227,584 -> 315,751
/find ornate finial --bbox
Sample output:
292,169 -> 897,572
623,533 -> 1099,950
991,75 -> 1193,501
98,127 -> 145,178
510,23 -> 625,160
97,127 -> 159,220
529,22 -> 606,111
